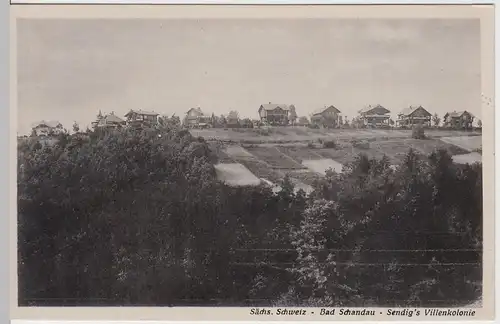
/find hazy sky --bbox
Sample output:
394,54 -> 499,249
17,18 -> 481,134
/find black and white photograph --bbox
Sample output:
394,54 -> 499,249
13,4 -> 494,319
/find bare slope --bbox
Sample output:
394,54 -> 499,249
206,128 -> 480,188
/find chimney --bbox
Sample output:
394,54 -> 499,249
111,111 -> 114,115
269,102 -> 271,104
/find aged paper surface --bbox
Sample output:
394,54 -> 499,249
11,4 -> 494,321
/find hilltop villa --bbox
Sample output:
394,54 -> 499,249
258,103 -> 292,125
31,120 -> 64,136
124,109 -> 159,127
310,105 -> 342,128
92,111 -> 126,129
443,111 -> 475,129
358,105 -> 391,127
184,107 -> 212,128
396,105 -> 432,128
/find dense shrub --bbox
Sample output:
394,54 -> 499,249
18,125 -> 307,306
323,140 -> 337,149
286,149 -> 482,307
18,126 -> 482,307
351,139 -> 370,149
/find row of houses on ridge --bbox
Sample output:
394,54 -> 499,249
257,103 -> 474,129
30,104 -> 477,136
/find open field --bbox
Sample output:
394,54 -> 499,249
244,146 -> 305,170
214,163 -> 261,186
191,127 -> 481,144
237,159 -> 284,184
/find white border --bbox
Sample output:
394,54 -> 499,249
7,0 -> 498,4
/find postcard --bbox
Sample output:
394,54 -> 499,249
10,3 -> 495,321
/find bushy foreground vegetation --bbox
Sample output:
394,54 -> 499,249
18,125 -> 482,306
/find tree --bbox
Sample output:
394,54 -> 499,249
298,116 -> 309,126
460,114 -> 473,130
228,110 -> 239,120
352,117 -> 363,128
241,118 -> 253,128
289,106 -> 298,125
432,113 -> 441,127
72,122 -> 80,133
412,124 -> 426,139
219,115 -> 227,127
211,113 -> 216,126
227,111 -> 240,128
170,115 -> 181,127
159,115 -> 181,128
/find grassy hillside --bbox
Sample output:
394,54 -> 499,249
207,127 -> 480,189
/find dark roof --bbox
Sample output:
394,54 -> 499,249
358,104 -> 390,114
104,114 -> 125,123
186,107 -> 205,116
445,110 -> 475,118
227,111 -> 239,119
259,103 -> 291,111
32,120 -> 62,128
125,109 -> 159,117
312,105 -> 341,115
399,105 -> 431,117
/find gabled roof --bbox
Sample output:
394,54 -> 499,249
186,107 -> 205,116
444,110 -> 475,119
358,104 -> 390,115
31,120 -> 62,129
312,105 -> 341,115
259,103 -> 291,111
227,111 -> 239,119
399,105 -> 431,117
125,109 -> 159,117
104,113 -> 125,123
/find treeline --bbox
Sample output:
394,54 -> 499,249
17,125 -> 482,307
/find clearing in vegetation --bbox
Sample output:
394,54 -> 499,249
237,159 -> 284,184
245,146 -> 305,169
276,146 -> 324,162
224,145 -> 255,158
208,129 -> 481,196
214,163 -> 262,187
